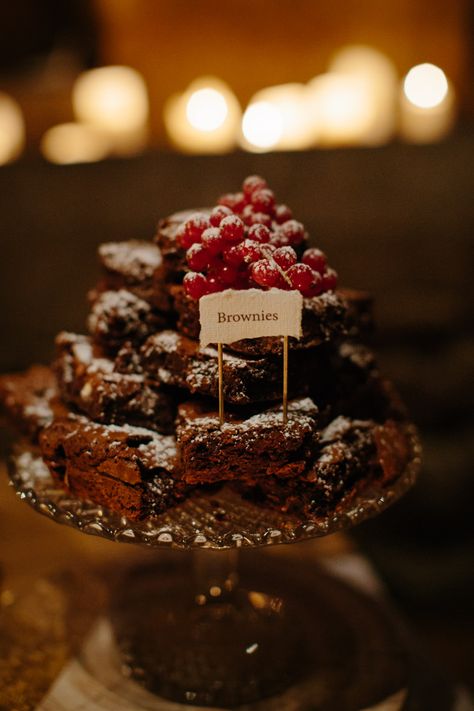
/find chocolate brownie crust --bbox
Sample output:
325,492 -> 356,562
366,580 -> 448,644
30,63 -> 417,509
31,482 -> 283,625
39,415 -> 186,519
176,397 -> 319,484
0,365 -> 66,441
236,416 -> 411,516
88,289 -> 167,352
99,240 -> 163,283
91,240 -> 171,312
55,332 -> 175,433
140,330 -> 312,405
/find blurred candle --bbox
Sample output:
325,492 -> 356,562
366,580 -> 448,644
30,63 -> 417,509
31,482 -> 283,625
400,63 -> 455,143
40,123 -> 110,164
241,101 -> 284,151
306,73 -> 376,146
242,84 -> 312,151
0,92 -> 25,165
186,87 -> 228,132
329,45 -> 398,145
164,77 -> 241,153
72,66 -> 149,155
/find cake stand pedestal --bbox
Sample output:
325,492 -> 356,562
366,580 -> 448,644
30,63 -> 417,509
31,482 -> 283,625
9,425 -> 426,710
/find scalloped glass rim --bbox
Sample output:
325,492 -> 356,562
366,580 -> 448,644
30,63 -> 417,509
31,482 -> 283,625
8,424 -> 421,550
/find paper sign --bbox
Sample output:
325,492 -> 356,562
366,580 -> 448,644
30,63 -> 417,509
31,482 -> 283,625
199,288 -> 303,346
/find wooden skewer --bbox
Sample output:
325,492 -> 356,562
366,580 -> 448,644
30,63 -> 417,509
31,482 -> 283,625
283,335 -> 288,424
218,342 -> 224,426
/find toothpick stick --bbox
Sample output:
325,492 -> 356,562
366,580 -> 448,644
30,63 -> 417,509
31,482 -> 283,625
283,335 -> 288,424
218,342 -> 224,426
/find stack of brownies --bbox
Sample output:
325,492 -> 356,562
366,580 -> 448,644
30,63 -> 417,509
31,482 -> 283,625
0,177 -> 412,520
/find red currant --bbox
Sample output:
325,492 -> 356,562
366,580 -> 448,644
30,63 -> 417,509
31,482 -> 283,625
240,239 -> 263,264
206,255 -> 225,277
248,223 -> 271,243
223,244 -> 244,267
215,263 -> 239,286
302,248 -> 327,274
218,192 -> 246,213
276,274 -> 292,290
186,243 -> 210,271
260,243 -> 276,256
242,175 -> 267,198
201,227 -> 225,256
273,246 -> 297,270
183,212 -> 210,244
304,271 -> 324,297
275,204 -> 293,224
207,275 -> 223,293
251,188 -> 275,214
241,204 -> 255,225
220,215 -> 245,243
321,267 -> 338,291
249,211 -> 273,227
209,205 -> 232,227
279,220 -> 305,246
183,272 -> 208,299
250,259 -> 280,288
269,231 -> 290,248
286,263 -> 315,292
175,222 -> 194,249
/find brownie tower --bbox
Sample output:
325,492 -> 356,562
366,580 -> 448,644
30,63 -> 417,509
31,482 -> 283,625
0,176 -> 412,520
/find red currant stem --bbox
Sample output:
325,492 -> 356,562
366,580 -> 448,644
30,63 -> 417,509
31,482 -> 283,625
260,245 -> 293,287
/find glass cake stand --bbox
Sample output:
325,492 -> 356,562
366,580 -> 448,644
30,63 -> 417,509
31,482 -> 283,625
8,423 -> 422,710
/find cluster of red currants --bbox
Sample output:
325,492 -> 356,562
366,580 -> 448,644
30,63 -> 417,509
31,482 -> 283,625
178,176 -> 338,300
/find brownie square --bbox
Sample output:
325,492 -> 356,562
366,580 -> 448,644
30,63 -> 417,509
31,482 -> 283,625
175,396 -> 319,484
88,289 -> 168,352
39,415 -> 186,520
0,365 -> 66,441
92,239 -> 171,312
236,415 -> 410,517
99,240 -> 163,284
140,330 -> 312,405
55,332 -> 175,433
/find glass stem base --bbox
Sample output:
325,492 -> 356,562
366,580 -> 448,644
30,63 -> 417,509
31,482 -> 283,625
109,549 -> 308,707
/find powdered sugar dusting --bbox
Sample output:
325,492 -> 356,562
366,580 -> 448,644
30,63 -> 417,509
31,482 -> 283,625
179,397 -> 318,445
150,330 -> 180,354
23,400 -> 54,424
138,435 -> 176,470
321,416 -> 373,443
88,289 -> 152,340
99,240 -> 162,280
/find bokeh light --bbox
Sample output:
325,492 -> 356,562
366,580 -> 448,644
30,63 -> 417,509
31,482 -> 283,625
164,77 -> 241,153
306,74 -> 374,146
186,88 -> 229,132
244,84 -> 313,150
0,93 -> 25,165
40,123 -> 110,164
403,63 -> 449,109
329,45 -> 398,144
73,66 -> 149,133
241,101 -> 284,151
